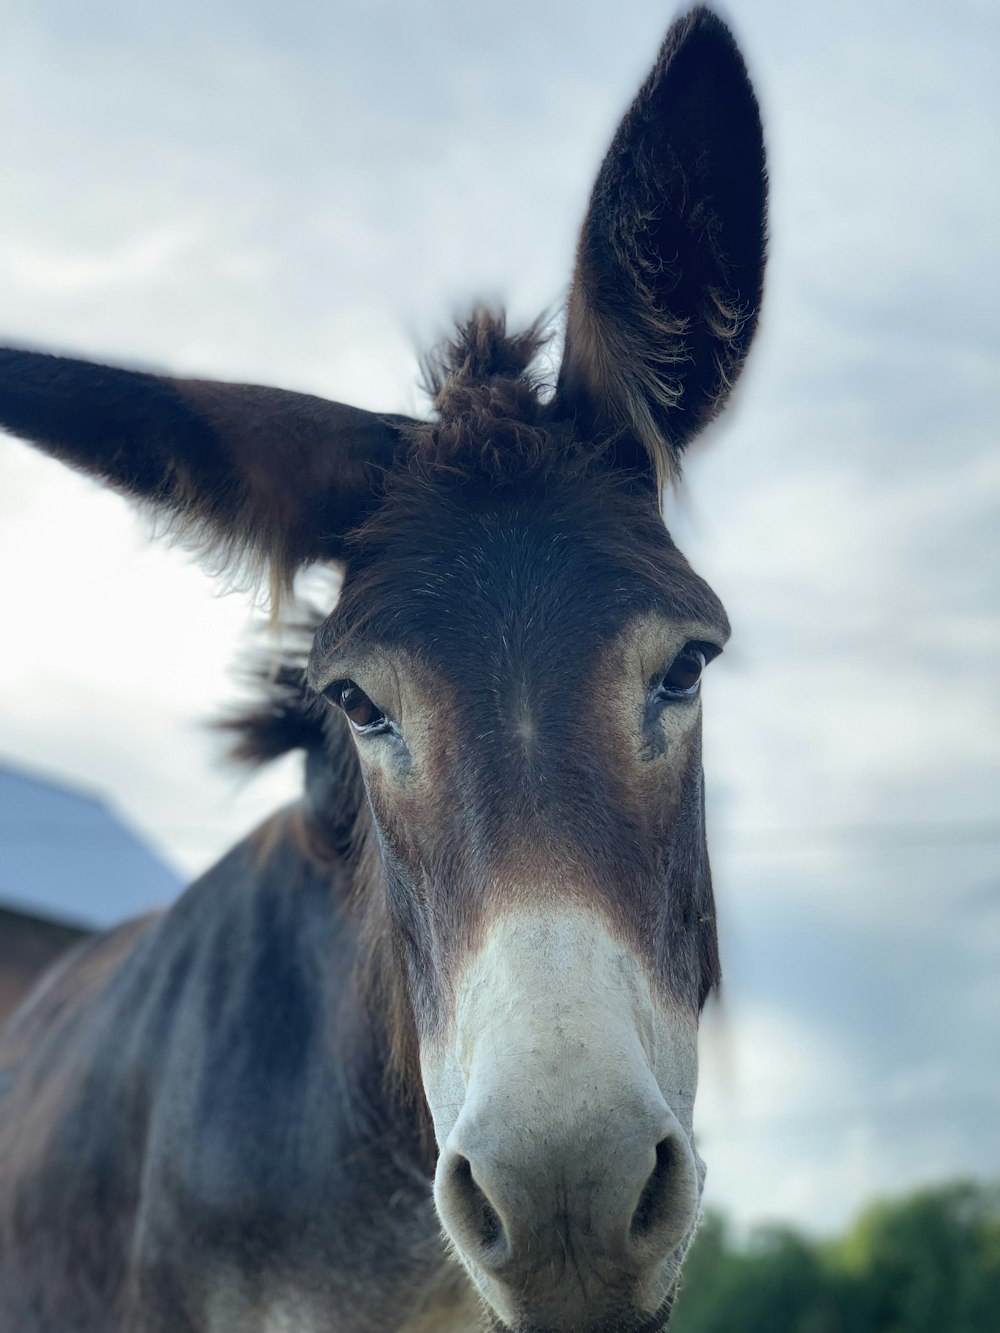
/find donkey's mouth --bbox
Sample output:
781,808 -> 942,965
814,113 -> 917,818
484,1288 -> 678,1333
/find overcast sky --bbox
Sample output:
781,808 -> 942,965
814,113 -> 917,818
0,0 -> 997,1233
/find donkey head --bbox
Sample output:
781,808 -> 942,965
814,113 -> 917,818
0,9 -> 765,1329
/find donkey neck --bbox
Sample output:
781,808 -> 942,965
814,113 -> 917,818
151,798 -> 454,1327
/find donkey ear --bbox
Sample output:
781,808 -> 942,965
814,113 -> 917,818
554,6 -> 767,485
0,347 -> 414,584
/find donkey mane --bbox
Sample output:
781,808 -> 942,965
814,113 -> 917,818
217,616 -> 327,770
216,614 -> 372,879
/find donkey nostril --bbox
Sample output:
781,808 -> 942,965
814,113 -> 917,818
630,1138 -> 675,1241
453,1155 -> 504,1251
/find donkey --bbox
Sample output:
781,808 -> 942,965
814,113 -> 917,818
0,8 -> 766,1331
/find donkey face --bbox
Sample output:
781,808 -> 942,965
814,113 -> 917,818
311,454 -> 731,1324
0,8 -> 765,1330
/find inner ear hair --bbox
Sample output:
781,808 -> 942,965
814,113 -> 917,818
555,6 -> 768,486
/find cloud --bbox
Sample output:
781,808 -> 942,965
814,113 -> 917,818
0,223 -> 206,295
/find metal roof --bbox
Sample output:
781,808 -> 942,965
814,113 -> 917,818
0,759 -> 183,929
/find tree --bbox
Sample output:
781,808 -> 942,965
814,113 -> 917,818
671,1181 -> 1000,1333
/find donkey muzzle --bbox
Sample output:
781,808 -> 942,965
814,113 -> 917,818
424,907 -> 702,1328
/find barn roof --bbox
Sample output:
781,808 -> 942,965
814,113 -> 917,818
0,759 -> 183,929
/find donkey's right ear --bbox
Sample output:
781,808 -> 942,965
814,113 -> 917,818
0,348 -> 416,584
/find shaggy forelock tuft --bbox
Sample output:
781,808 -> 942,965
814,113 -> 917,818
420,308 -> 550,409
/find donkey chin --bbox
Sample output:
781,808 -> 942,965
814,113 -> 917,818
420,906 -> 706,1332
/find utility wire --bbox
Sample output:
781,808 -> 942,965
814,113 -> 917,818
4,816 -> 1000,851
714,818 -> 1000,854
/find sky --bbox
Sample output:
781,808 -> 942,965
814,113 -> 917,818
0,0 -> 997,1233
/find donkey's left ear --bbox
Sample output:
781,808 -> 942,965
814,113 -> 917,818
0,348 -> 416,586
553,7 -> 767,485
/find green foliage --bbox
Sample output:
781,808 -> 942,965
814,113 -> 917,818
671,1181 -> 1000,1333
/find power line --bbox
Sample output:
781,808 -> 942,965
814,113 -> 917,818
712,818 -> 1000,854
2,816 -> 999,855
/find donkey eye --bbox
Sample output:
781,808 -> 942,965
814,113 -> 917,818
326,680 -> 388,733
657,646 -> 706,700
